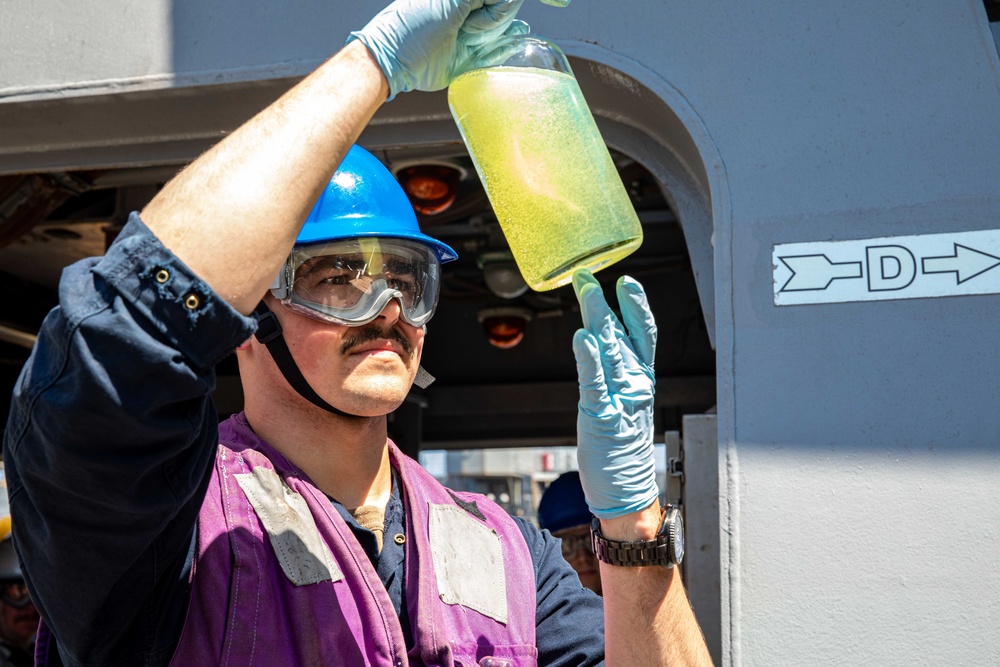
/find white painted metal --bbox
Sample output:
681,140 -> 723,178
682,413 -> 722,667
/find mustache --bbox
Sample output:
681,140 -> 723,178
340,324 -> 414,359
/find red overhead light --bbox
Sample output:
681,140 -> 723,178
478,307 -> 532,349
396,164 -> 462,215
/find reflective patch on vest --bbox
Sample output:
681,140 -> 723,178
428,503 -> 507,624
235,467 -> 343,586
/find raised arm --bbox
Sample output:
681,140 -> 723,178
142,0 -> 531,315
572,269 -> 713,666
139,41 -> 385,314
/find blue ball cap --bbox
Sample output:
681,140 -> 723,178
537,471 -> 592,532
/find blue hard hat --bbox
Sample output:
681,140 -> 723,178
537,471 -> 592,533
297,144 -> 458,264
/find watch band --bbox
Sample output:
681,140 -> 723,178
590,506 -> 683,568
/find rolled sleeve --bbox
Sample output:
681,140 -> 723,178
91,212 -> 255,371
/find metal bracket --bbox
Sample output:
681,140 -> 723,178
663,430 -> 684,508
668,453 -> 685,482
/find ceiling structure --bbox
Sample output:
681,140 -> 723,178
0,143 -> 716,455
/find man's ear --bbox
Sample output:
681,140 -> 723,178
235,336 -> 254,352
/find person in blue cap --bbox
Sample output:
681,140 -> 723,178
3,1 -> 711,665
538,471 -> 602,595
0,532 -> 38,667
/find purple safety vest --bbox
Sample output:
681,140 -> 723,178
165,412 -> 537,667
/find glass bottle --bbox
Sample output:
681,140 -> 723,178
448,34 -> 643,292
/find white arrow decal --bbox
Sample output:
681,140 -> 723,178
920,244 -> 1000,284
778,254 -> 863,292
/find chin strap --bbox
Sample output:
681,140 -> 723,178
252,302 -> 362,419
251,302 -> 435,417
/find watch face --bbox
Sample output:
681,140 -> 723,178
671,510 -> 685,565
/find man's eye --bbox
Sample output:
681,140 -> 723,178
388,277 -> 416,293
319,274 -> 353,286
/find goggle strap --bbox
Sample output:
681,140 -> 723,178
253,306 -> 284,344
252,302 -> 363,419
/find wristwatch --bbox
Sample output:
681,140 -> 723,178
590,505 -> 685,568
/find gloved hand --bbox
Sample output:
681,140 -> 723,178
572,269 -> 659,520
349,0 -> 568,100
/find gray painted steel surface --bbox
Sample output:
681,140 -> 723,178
3,1 -> 1000,664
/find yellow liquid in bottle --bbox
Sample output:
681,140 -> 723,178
449,66 -> 642,291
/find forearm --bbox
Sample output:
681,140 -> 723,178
141,40 -> 388,314
599,503 -> 713,666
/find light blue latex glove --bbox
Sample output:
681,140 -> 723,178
349,0 -> 568,100
572,269 -> 659,520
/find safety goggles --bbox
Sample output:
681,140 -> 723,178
0,582 -> 32,609
271,237 -> 442,327
558,532 -> 595,558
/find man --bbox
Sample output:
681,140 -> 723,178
0,534 -> 38,667
3,0 -> 711,665
538,471 -> 602,596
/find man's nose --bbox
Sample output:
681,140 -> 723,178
377,295 -> 404,324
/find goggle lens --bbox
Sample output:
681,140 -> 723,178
559,533 -> 594,557
282,238 -> 439,326
0,582 -> 32,609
